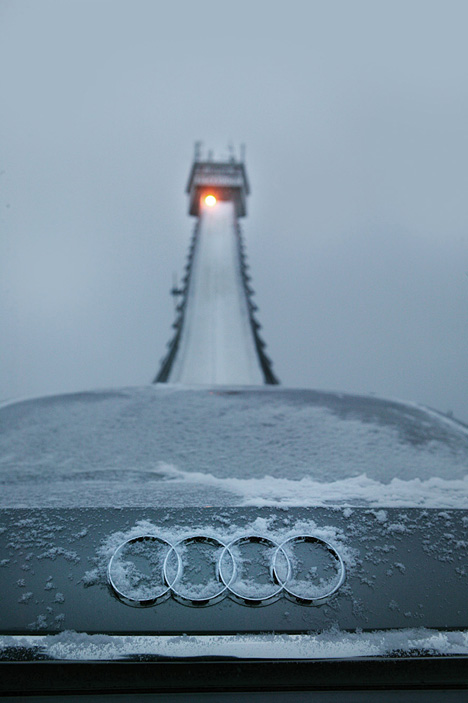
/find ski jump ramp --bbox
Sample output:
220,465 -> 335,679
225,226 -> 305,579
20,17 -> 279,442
155,152 -> 278,386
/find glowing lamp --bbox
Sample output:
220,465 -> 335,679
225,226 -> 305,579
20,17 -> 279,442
204,194 -> 217,207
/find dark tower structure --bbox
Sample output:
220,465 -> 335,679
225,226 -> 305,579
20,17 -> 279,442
154,147 -> 278,385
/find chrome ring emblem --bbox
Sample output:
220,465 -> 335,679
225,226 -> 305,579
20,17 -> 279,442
164,535 -> 234,607
107,532 -> 346,608
219,535 -> 290,607
107,534 -> 173,607
274,535 -> 346,606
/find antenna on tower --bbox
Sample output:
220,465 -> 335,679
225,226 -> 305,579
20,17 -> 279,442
194,141 -> 202,162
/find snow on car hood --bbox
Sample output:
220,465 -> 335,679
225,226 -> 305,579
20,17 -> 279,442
1,385 -> 468,508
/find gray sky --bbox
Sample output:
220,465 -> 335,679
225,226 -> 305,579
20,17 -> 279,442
1,0 -> 467,421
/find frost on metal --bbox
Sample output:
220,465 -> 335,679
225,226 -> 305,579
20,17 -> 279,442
2,387 -> 468,509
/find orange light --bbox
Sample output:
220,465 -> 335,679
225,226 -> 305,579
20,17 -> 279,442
204,194 -> 217,207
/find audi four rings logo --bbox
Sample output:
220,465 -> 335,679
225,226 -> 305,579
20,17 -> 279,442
108,533 -> 346,608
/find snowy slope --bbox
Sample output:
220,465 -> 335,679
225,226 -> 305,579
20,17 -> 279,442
168,201 -> 264,385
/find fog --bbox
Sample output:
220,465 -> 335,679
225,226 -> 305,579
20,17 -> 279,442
1,0 -> 467,421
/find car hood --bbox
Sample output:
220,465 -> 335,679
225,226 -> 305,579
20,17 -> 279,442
1,387 -> 468,679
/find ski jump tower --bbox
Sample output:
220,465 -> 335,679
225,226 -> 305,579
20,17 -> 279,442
154,146 -> 279,385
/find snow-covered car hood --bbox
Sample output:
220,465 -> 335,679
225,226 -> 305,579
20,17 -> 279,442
1,505 -> 467,635
1,385 -> 468,509
0,386 -> 468,690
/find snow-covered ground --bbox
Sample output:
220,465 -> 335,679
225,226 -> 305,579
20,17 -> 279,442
167,201 -> 263,385
2,385 -> 468,508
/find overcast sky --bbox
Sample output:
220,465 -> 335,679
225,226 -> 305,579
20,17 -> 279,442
1,0 -> 467,421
